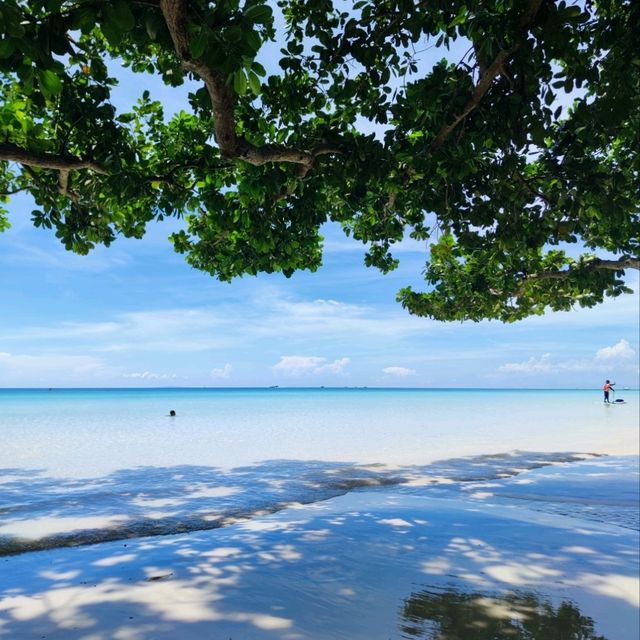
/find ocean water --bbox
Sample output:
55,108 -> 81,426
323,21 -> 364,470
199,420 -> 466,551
0,387 -> 638,554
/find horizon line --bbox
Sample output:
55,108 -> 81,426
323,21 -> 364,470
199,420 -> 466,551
1,386 -> 637,391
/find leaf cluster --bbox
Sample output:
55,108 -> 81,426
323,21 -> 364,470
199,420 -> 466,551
0,0 -> 638,320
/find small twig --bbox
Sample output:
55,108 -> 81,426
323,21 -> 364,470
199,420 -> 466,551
513,171 -> 552,207
0,185 -> 30,197
429,0 -> 544,153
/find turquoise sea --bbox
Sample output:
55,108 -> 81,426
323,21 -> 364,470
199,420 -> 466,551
1,387 -> 638,554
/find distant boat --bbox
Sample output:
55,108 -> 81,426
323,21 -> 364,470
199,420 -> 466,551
268,385 -> 279,389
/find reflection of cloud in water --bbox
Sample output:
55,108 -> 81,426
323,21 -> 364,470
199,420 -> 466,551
400,588 -> 607,639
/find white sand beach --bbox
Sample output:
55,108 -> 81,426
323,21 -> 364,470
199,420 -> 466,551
1,454 -> 638,640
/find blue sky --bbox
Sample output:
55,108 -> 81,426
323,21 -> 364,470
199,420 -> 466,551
1,195 -> 638,388
1,29 -> 638,389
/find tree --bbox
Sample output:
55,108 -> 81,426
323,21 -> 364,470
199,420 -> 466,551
0,0 -> 638,321
400,587 -> 607,639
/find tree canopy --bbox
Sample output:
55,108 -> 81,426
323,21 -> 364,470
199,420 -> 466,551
0,0 -> 638,321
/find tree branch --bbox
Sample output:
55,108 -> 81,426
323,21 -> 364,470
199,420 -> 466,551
517,257 -> 639,294
0,185 -> 30,197
1,142 -> 107,201
0,142 -> 107,174
472,41 -> 488,76
513,170 -> 552,207
272,148 -> 340,204
430,0 -> 544,153
543,257 -> 639,275
58,169 -> 71,196
159,0 -> 343,170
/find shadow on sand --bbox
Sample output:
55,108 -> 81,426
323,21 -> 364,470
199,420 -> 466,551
0,458 -> 637,639
0,452 -> 594,555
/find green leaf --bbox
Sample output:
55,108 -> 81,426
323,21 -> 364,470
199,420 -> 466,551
38,69 -> 63,98
190,27 -> 209,59
233,70 -> 247,95
146,13 -> 164,40
244,28 -> 261,54
49,32 -> 74,56
251,61 -> 266,76
109,1 -> 136,32
244,4 -> 273,25
1,0 -> 637,323
0,39 -> 14,59
248,70 -> 261,95
100,19 -> 123,45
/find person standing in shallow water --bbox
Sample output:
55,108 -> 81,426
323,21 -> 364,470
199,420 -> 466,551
602,380 -> 615,403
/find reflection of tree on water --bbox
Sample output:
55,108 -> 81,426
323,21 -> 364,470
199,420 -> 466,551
400,588 -> 606,640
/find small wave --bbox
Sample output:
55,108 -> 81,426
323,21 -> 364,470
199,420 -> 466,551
0,451 -> 605,556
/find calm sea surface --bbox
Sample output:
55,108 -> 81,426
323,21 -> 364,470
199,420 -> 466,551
1,388 -> 637,475
1,388 -> 638,553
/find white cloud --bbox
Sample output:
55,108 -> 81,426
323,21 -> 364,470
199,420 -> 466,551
123,371 -> 176,380
0,291 -> 438,364
273,356 -> 325,374
500,354 -> 554,374
595,339 -> 635,362
315,357 -> 350,374
251,295 -> 432,340
0,241 -> 131,273
499,339 -> 639,376
382,366 -> 416,377
211,363 -> 232,379
0,351 -> 107,384
2,309 -> 231,354
273,355 -> 350,376
499,354 -> 595,374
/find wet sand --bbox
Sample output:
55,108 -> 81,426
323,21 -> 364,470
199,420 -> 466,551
0,456 -> 638,639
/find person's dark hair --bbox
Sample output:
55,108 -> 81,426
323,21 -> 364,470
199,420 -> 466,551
169,410 -> 176,417
605,380 -> 610,383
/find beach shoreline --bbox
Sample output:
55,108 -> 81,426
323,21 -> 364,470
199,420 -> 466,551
1,454 -> 638,640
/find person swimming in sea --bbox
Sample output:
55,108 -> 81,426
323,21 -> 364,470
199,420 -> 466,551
169,410 -> 176,417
